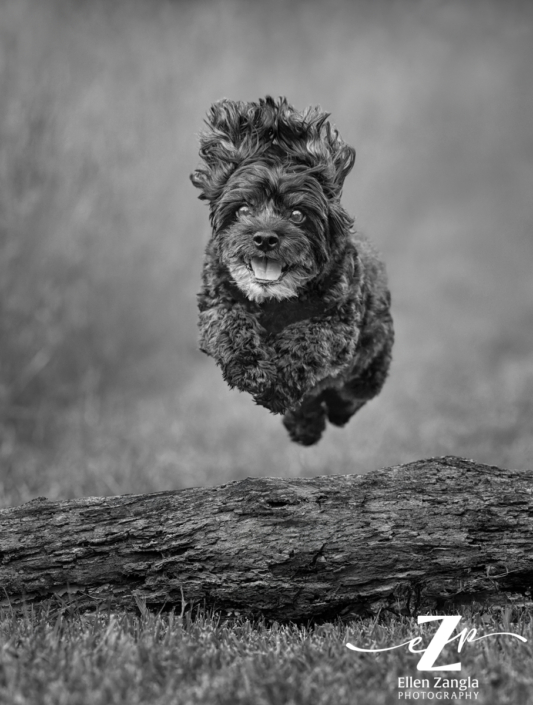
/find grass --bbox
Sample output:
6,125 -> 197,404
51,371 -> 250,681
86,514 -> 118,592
0,607 -> 531,705
1,0 -> 533,702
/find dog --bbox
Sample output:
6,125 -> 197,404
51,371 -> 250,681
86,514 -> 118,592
191,96 -> 393,446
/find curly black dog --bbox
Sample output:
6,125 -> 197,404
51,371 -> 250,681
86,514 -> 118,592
191,96 -> 393,446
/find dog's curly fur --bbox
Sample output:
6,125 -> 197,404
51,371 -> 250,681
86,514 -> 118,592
191,96 -> 393,446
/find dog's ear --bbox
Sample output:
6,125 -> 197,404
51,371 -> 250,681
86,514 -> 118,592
190,99 -> 254,202
332,142 -> 356,191
201,99 -> 251,160
298,106 -> 356,193
328,199 -> 355,241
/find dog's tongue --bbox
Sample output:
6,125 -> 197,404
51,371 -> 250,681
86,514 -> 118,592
250,257 -> 282,281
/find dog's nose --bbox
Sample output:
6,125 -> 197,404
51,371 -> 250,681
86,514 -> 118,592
253,231 -> 279,252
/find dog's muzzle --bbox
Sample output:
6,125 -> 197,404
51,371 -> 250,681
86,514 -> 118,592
248,230 -> 283,282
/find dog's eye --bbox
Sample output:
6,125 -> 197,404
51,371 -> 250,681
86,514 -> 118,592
237,205 -> 251,217
289,210 -> 305,224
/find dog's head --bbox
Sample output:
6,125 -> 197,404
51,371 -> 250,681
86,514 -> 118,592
191,96 -> 355,302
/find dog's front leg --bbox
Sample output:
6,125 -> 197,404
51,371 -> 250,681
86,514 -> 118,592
254,317 -> 360,414
198,304 -> 279,397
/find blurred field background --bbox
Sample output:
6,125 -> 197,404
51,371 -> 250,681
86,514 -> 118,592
0,0 -> 532,506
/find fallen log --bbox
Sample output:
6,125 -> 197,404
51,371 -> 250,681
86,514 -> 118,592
1,456 -> 532,620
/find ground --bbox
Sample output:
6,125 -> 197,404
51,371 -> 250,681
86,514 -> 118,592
0,607 -> 531,704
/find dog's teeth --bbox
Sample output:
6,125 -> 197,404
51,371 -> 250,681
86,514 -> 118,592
250,257 -> 282,281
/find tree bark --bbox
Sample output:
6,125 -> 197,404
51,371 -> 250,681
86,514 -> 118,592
1,456 -> 532,620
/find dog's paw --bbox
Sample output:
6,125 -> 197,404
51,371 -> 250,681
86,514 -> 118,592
282,404 -> 327,446
221,355 -> 277,393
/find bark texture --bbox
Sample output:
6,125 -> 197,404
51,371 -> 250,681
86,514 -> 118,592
1,456 -> 532,620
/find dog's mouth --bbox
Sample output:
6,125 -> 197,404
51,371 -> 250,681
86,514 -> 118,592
248,256 -> 284,283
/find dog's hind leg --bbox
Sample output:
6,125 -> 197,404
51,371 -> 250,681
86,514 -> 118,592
321,389 -> 367,427
325,341 -> 392,427
282,395 -> 327,446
